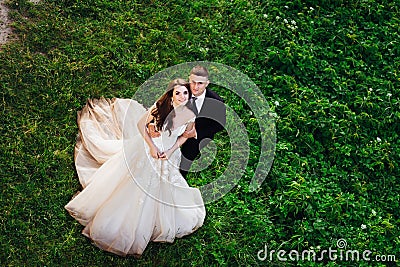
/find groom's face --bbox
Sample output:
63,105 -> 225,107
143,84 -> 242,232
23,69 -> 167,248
189,74 -> 209,97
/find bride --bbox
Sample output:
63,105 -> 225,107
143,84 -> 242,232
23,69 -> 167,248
65,78 -> 206,257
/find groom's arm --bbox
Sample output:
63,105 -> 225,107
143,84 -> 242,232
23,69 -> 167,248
196,100 -> 226,140
182,93 -> 226,140
181,123 -> 197,139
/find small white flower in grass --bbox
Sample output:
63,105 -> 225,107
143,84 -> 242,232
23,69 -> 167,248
284,18 -> 288,24
377,137 -> 381,142
369,88 -> 373,92
263,14 -> 268,18
291,20 -> 296,25
310,7 -> 314,10
372,209 -> 377,216
361,224 -> 367,230
276,16 -> 280,20
284,5 -> 289,9
274,101 -> 280,107
387,93 -> 392,97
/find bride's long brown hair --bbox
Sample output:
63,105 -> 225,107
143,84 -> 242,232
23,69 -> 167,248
151,78 -> 191,135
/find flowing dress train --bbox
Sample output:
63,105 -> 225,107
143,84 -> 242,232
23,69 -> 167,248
65,98 -> 205,257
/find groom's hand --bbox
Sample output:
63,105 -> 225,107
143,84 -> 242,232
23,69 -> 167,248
147,123 -> 161,138
182,125 -> 196,139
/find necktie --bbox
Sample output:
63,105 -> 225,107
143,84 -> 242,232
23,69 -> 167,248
191,97 -> 199,116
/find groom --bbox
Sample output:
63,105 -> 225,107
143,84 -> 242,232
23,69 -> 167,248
148,65 -> 226,178
179,65 -> 226,177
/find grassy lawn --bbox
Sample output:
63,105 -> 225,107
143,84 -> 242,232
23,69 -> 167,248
1,0 -> 399,266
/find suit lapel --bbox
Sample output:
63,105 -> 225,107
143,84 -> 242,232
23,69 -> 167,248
198,90 -> 211,116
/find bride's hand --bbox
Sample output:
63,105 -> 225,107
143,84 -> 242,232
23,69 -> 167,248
159,149 -> 172,160
149,146 -> 161,159
157,151 -> 166,159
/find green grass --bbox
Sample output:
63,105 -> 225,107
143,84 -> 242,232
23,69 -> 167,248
1,0 -> 399,266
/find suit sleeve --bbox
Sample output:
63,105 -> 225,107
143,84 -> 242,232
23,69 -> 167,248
196,93 -> 226,141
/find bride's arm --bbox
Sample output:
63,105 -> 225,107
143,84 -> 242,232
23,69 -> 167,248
137,109 -> 161,159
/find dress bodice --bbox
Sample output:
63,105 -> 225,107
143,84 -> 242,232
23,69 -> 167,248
151,122 -> 190,151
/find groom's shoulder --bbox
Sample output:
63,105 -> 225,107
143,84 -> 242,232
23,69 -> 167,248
206,88 -> 224,103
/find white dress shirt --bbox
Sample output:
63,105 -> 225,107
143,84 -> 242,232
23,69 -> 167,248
194,90 -> 206,114
191,90 -> 206,139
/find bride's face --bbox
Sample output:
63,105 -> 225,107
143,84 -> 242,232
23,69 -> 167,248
172,85 -> 189,107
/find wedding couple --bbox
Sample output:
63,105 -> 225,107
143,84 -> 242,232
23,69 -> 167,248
65,66 -> 226,257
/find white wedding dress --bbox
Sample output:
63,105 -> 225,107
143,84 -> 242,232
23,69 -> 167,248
65,98 -> 205,257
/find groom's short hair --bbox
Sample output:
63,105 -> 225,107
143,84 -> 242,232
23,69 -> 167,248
190,65 -> 209,79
